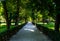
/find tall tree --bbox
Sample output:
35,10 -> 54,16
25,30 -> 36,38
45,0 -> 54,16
2,1 -> 11,31
54,0 -> 60,32
2,0 -> 11,38
15,0 -> 20,27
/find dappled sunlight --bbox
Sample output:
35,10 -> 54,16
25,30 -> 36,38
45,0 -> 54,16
24,28 -> 35,32
28,21 -> 31,23
0,23 -> 6,26
24,22 -> 36,28
37,22 -> 43,24
40,31 -> 43,34
32,26 -> 36,28
23,22 -> 36,32
37,22 -> 55,30
0,0 -> 60,41
10,22 -> 52,41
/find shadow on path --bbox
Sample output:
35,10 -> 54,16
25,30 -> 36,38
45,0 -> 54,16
9,22 -> 51,41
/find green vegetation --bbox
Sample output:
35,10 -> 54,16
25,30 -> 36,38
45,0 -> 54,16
0,0 -> 60,41
37,22 -> 55,30
0,25 -> 7,33
36,23 -> 60,41
0,25 -> 15,33
37,22 -> 60,31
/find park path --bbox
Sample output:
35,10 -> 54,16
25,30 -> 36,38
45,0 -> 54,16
9,22 -> 51,41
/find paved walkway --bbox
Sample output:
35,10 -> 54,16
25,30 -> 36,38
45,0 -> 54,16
9,22 -> 51,41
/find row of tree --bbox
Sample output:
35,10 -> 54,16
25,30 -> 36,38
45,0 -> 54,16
0,0 -> 60,32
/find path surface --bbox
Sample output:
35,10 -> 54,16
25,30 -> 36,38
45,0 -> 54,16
9,22 -> 51,41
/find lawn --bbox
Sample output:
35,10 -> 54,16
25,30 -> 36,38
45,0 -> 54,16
37,22 -> 55,30
0,25 -> 15,33
37,22 -> 60,31
0,22 -> 23,34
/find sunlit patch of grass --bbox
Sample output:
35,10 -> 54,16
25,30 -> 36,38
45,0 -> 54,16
1,23 -> 6,25
0,23 -> 23,33
37,22 -> 43,24
37,22 -> 55,30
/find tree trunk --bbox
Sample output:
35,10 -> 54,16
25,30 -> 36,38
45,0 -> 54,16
42,15 -> 45,25
32,9 -> 35,23
2,1 -> 11,38
54,0 -> 60,32
25,17 -> 27,23
2,1 -> 11,31
55,14 -> 60,32
15,0 -> 19,27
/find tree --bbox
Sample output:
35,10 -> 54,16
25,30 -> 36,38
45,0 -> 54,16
15,0 -> 20,27
2,0 -> 11,38
2,1 -> 11,31
54,0 -> 60,32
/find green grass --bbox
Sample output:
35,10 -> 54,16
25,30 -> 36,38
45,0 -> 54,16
0,22 -> 24,34
0,25 -> 7,33
37,22 -> 55,30
0,25 -> 15,33
43,22 -> 54,30
37,22 -> 60,31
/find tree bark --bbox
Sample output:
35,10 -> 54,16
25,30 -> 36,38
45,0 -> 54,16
55,14 -> 60,32
15,0 -> 19,27
54,0 -> 60,32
